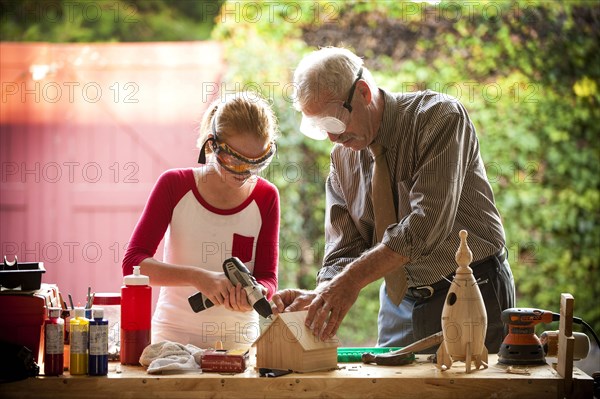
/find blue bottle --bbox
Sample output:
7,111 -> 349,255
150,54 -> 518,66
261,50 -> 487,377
88,307 -> 109,376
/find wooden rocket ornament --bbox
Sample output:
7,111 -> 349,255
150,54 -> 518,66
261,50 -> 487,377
436,230 -> 489,373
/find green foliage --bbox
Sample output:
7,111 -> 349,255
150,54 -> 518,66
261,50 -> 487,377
0,0 -> 221,42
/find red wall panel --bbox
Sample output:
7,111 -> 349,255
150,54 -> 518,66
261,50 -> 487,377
1,42 -> 224,306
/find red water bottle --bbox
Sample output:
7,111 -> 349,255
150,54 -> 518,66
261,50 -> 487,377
120,265 -> 151,365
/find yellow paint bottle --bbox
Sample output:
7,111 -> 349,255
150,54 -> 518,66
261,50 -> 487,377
70,307 -> 89,375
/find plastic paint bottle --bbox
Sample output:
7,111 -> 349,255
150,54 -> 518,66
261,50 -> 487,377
120,265 -> 152,365
44,307 -> 64,376
61,308 -> 71,371
88,307 -> 109,376
70,307 -> 89,375
93,293 -> 121,361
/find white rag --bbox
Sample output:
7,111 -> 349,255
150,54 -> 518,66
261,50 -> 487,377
139,341 -> 204,374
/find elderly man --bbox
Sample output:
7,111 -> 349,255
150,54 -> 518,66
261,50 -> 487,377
272,47 -> 515,353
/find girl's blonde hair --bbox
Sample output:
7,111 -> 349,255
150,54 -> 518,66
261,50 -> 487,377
197,92 -> 278,153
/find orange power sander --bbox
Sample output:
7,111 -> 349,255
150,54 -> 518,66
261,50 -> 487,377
498,308 -> 559,365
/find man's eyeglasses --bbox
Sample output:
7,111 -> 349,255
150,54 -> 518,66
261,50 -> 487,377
300,67 -> 364,140
341,67 -> 363,113
198,118 -> 276,176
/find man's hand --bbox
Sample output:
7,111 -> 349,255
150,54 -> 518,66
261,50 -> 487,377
271,289 -> 316,314
305,274 -> 361,341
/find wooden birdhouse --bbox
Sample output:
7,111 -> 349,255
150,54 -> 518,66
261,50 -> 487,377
252,310 -> 339,373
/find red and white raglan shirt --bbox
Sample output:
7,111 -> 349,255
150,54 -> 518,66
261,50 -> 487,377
123,168 -> 279,349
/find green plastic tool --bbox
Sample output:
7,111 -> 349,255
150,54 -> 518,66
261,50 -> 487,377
337,347 -> 409,362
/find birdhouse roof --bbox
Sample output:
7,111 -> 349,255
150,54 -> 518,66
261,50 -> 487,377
253,310 -> 339,351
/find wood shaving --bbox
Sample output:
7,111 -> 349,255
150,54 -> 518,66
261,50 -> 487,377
506,366 -> 530,375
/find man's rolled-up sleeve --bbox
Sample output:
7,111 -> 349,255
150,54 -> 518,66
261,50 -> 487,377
318,160 -> 369,284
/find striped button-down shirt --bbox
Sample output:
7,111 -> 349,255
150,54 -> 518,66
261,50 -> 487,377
317,89 -> 505,287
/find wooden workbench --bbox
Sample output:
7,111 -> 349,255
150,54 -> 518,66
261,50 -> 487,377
2,354 -> 593,399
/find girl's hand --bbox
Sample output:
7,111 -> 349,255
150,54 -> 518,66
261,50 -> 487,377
194,270 -> 233,306
223,283 -> 252,312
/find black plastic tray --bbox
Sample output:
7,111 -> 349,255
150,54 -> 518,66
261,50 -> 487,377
0,260 -> 46,291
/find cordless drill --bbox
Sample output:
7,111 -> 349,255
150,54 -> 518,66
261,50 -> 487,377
498,308 -> 559,365
187,257 -> 273,319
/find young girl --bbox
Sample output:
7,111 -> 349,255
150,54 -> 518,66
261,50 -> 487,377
123,92 -> 280,349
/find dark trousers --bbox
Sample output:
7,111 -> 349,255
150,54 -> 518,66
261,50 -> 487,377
377,250 -> 515,354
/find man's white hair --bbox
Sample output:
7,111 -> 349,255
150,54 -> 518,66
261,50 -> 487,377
293,47 -> 373,111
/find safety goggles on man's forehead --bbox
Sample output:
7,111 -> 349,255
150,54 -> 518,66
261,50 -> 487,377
300,67 -> 363,140
197,118 -> 276,176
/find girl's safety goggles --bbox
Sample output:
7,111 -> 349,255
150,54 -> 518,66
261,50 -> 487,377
300,67 -> 363,140
198,119 -> 276,176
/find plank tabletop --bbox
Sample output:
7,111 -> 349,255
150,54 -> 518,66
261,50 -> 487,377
2,354 -> 593,399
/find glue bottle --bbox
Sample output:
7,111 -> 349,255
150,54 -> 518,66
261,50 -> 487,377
121,265 -> 152,365
44,307 -> 64,376
70,307 -> 89,375
88,307 -> 109,375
